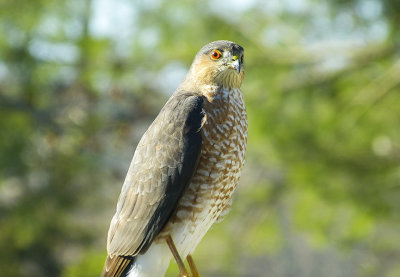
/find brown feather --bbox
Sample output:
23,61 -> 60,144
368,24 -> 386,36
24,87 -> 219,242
101,255 -> 134,277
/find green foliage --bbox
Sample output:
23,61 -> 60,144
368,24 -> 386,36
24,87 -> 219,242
1,0 -> 399,276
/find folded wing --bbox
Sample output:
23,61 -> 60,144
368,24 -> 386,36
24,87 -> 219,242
102,93 -> 204,276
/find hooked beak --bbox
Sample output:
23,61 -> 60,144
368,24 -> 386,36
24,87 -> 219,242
228,55 -> 242,73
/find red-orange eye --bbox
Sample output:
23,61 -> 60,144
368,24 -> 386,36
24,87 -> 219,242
210,50 -> 222,60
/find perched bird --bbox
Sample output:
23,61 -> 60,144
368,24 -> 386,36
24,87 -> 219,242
102,40 -> 247,277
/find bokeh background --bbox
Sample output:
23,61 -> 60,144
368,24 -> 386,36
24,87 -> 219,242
1,0 -> 400,276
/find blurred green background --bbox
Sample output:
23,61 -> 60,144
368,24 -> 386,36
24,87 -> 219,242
1,0 -> 399,276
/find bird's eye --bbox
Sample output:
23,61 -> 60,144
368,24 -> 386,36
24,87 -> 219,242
210,50 -> 222,60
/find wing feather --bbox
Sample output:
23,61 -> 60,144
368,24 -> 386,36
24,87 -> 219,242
106,93 -> 204,258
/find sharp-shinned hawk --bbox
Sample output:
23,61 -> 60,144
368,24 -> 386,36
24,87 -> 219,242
102,40 -> 247,277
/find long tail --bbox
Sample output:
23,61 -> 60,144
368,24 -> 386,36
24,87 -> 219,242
101,255 -> 135,277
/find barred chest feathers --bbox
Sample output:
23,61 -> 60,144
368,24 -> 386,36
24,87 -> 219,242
199,85 -> 247,222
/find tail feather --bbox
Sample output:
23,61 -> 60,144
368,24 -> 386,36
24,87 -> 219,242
101,255 -> 135,277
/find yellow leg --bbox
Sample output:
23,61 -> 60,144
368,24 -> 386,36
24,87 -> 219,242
187,254 -> 201,277
166,235 -> 190,277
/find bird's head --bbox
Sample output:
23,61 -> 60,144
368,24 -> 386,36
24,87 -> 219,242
182,40 -> 244,91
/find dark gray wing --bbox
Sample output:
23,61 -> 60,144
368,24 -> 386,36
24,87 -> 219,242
106,93 -> 204,258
